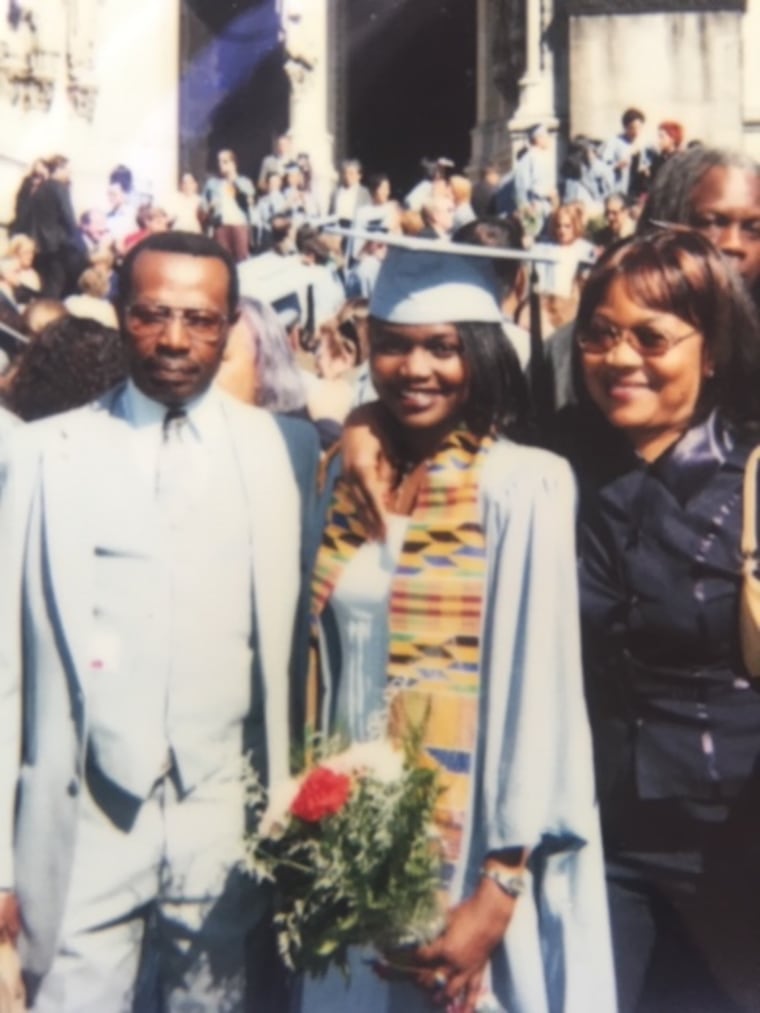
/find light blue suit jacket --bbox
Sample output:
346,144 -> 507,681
0,385 -> 318,977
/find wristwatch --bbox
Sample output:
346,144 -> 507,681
480,865 -> 526,898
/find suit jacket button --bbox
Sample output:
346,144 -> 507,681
67,779 -> 80,797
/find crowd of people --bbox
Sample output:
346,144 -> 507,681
0,109 -> 759,1013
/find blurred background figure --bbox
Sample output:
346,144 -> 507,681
602,107 -> 648,200
330,158 -> 371,229
513,124 -> 558,235
593,193 -> 635,251
202,148 -> 255,262
105,165 -> 138,251
355,173 -> 394,231
165,172 -> 203,233
561,135 -> 614,215
449,174 -> 476,230
77,209 -> 112,262
255,171 -> 287,250
538,202 -> 596,299
11,157 -> 48,237
345,234 -> 387,300
419,188 -> 455,238
0,235 -> 40,305
471,162 -> 501,217
64,267 -> 118,328
21,298 -> 67,339
257,130 -> 294,190
26,155 -> 82,298
404,155 -> 455,211
123,204 -> 170,252
648,120 -> 685,184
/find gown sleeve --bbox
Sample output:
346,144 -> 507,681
466,442 -> 616,1013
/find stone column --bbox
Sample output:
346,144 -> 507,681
508,0 -> 559,149
280,0 -> 335,209
470,0 -> 559,173
470,0 -> 510,171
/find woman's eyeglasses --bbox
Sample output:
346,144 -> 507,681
576,321 -> 700,358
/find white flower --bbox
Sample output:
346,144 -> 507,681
259,775 -> 301,838
324,740 -> 404,785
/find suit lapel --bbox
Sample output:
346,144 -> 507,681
222,398 -> 300,784
42,394 -> 157,697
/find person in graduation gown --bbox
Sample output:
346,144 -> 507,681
295,242 -> 616,1013
568,230 -> 760,1013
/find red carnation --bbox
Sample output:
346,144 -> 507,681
291,766 -> 352,822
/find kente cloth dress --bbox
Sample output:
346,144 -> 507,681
295,431 -> 616,1013
579,411 -> 760,1013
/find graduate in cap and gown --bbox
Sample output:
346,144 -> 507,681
294,236 -> 616,1013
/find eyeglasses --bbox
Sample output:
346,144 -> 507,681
577,321 -> 701,358
126,304 -> 228,342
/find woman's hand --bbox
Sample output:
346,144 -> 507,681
0,894 -> 19,945
0,939 -> 25,1013
340,403 -> 399,539
411,877 -> 517,1011
0,895 -> 24,1013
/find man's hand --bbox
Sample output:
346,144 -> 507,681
340,403 -> 398,540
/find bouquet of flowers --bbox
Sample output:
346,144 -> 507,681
243,732 -> 444,979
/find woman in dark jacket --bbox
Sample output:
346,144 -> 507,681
570,230 -> 760,1013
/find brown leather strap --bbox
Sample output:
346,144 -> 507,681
742,446 -> 760,564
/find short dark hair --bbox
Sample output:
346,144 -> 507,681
574,230 -> 760,431
46,155 -> 69,174
368,173 -> 390,198
117,231 -> 239,316
109,164 -> 133,193
622,107 -> 645,127
7,316 -> 127,421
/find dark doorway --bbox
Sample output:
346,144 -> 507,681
345,0 -> 477,198
179,0 -> 287,186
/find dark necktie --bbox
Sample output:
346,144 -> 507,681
156,406 -> 193,528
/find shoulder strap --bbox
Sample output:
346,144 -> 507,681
741,446 -> 760,560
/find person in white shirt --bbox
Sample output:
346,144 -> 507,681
329,159 -> 371,226
513,124 -> 558,233
602,107 -> 648,198
537,202 -> 596,299
165,172 -> 203,234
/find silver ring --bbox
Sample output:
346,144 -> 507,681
433,971 -> 447,989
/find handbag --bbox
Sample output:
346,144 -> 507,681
740,445 -> 760,676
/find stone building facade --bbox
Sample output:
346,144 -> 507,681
295,0 -> 760,177
0,0 -> 180,224
0,0 -> 758,226
472,0 -> 758,172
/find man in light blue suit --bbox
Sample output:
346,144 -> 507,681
0,232 -> 318,1010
